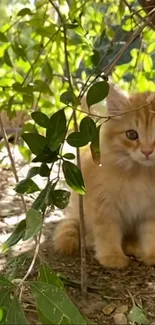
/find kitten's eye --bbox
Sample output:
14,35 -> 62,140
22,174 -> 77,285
126,130 -> 138,140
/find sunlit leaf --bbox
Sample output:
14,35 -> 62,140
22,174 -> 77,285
143,54 -> 153,72
15,179 -> 40,194
86,81 -> 109,107
0,307 -> 3,322
62,161 -> 86,195
23,208 -> 42,240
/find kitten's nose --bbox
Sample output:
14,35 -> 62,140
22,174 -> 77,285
141,149 -> 153,157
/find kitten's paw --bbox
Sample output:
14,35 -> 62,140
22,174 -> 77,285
142,255 -> 155,266
96,253 -> 130,269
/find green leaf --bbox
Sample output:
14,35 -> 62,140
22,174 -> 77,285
80,116 -> 96,142
86,81 -> 109,107
66,23 -> 79,29
3,50 -> 13,68
91,50 -> 100,66
39,262 -> 65,290
32,146 -> 59,163
31,281 -> 86,325
0,276 -> 14,287
39,163 -> 50,177
43,61 -> 53,81
23,208 -> 42,240
5,295 -> 27,324
0,32 -> 8,43
50,190 -> 70,209
32,186 -> 49,212
90,125 -> 101,165
22,93 -> 33,105
2,220 -> 26,252
31,112 -> 49,128
17,8 -> 32,16
63,153 -> 75,160
15,179 -> 40,194
67,132 -> 88,147
22,133 -> 47,155
46,109 -> 67,151
60,91 -> 79,106
143,54 -> 153,72
128,306 -> 149,324
12,82 -> 23,92
33,80 -> 52,94
19,145 -> 31,163
62,161 -> 86,195
12,42 -> 26,60
0,307 -> 3,322
26,167 -> 40,179
0,288 -> 12,323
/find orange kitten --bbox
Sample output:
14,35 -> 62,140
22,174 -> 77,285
53,84 -> 155,269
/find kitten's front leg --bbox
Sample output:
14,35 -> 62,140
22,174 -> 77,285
140,219 -> 155,265
93,215 -> 129,269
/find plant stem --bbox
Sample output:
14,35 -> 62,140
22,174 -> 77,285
0,116 -> 27,214
49,0 -> 87,296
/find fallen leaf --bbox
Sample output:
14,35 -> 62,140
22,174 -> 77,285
114,313 -> 127,324
115,304 -> 128,314
102,303 -> 116,315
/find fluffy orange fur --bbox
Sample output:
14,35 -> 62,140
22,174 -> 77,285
53,83 -> 155,269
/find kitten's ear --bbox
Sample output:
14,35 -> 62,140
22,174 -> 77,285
106,83 -> 132,116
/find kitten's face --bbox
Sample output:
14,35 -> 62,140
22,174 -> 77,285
104,88 -> 155,169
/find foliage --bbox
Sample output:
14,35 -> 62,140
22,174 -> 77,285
0,0 -> 155,323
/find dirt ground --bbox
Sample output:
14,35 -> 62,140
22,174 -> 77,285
1,147 -> 155,324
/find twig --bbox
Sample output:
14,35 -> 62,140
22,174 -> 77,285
0,115 -> 27,213
80,7 -> 155,98
49,0 -> 87,296
103,8 -> 155,77
19,229 -> 42,301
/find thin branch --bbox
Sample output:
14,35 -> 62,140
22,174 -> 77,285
103,8 -> 155,76
19,230 -> 42,301
80,7 -> 155,98
49,0 -> 87,296
0,116 -> 27,214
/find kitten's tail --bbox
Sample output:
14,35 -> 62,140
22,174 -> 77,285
53,218 -> 80,255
